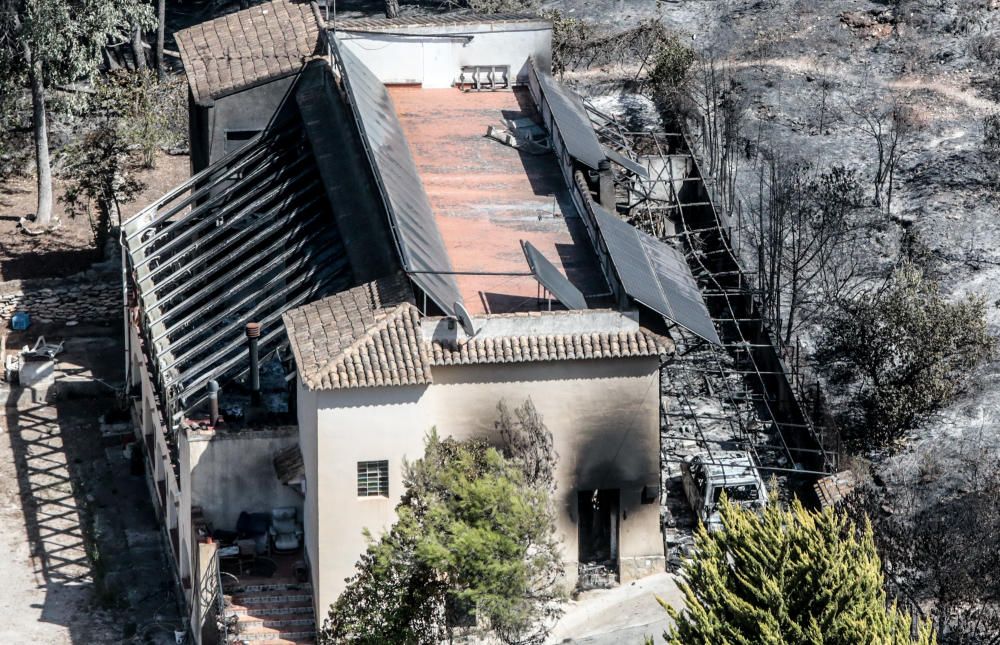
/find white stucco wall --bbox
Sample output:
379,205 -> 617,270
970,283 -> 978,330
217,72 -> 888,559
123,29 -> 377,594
337,21 -> 552,88
298,386 -> 320,594
186,426 -> 303,532
300,356 -> 663,615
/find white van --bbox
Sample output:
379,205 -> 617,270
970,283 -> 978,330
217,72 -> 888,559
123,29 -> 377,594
680,451 -> 768,531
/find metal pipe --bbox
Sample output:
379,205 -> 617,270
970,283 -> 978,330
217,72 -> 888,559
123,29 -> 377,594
121,237 -> 130,394
207,380 -> 220,426
246,322 -> 261,405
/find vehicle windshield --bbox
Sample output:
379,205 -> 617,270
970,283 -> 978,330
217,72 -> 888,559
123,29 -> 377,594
712,484 -> 760,503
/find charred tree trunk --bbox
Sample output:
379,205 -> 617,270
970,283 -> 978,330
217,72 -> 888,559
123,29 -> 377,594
155,0 -> 166,80
384,0 -> 399,18
28,49 -> 53,227
132,23 -> 146,70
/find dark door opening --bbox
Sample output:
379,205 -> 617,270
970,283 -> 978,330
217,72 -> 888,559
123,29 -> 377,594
578,489 -> 620,570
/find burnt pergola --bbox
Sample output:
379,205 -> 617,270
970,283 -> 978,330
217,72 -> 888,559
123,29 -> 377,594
123,135 -> 352,425
585,99 -> 837,476
122,84 -> 358,427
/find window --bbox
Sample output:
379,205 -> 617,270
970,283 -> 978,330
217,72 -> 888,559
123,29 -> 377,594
357,460 -> 389,498
711,484 -> 760,504
224,129 -> 260,154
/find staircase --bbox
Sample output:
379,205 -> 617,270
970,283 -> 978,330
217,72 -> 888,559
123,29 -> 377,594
223,581 -> 316,644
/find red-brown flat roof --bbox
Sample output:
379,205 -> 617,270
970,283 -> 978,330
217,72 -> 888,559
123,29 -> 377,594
388,86 -> 608,315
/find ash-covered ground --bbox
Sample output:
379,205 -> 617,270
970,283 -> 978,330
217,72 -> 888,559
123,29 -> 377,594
552,0 -> 1000,520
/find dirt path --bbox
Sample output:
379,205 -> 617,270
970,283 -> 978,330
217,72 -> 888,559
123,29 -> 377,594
0,392 -> 119,644
0,331 -> 181,644
0,152 -> 189,281
728,56 -> 1000,113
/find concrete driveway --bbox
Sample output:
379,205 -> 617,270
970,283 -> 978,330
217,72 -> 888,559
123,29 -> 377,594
547,572 -> 683,644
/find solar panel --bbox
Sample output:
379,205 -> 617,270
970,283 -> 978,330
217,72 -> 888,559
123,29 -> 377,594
590,202 -> 721,345
604,146 -> 649,178
532,69 -> 606,170
335,38 -> 463,316
521,240 -> 589,310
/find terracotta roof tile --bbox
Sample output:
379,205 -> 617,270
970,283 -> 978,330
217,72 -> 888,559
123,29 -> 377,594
282,273 -> 425,390
428,329 -> 669,367
175,0 -> 323,105
285,279 -> 673,391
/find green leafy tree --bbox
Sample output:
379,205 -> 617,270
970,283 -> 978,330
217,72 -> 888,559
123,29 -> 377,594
0,91 -> 30,183
659,498 -> 936,644
322,427 -> 564,644
0,0 -> 153,226
817,261 -> 995,448
647,33 -> 696,103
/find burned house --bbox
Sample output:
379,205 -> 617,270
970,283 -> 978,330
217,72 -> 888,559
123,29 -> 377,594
176,0 -> 326,172
122,3 -> 748,641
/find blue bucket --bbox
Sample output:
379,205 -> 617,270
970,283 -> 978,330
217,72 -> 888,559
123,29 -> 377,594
10,311 -> 30,331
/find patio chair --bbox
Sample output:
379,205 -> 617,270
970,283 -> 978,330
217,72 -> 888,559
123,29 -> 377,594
235,511 -> 270,554
269,507 -> 303,553
236,538 -> 257,575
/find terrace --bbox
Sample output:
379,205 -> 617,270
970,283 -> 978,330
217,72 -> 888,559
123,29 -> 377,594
387,86 -> 609,314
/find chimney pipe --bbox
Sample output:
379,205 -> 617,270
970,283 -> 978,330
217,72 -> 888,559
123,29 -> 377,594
245,322 -> 261,405
207,380 -> 220,426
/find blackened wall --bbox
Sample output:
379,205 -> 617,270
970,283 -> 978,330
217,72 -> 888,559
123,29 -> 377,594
188,75 -> 298,175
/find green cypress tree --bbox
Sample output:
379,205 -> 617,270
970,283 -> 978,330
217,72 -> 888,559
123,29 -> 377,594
660,499 -> 935,645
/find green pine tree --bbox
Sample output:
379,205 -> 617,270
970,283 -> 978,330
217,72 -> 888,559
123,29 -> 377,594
659,498 -> 936,645
322,427 -> 564,644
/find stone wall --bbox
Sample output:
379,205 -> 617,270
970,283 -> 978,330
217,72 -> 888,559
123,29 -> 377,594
0,268 -> 121,325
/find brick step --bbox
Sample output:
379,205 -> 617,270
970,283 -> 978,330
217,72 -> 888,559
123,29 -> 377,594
228,601 -> 315,617
236,613 -> 315,630
232,624 -> 316,642
224,581 -> 312,595
229,591 -> 314,606
251,639 -> 314,645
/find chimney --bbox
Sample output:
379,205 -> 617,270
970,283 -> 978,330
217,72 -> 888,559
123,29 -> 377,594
207,380 -> 220,426
598,159 -> 615,210
245,322 -> 261,405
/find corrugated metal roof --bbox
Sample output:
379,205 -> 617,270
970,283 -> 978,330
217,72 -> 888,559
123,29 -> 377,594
334,37 -> 463,316
533,70 -> 606,170
591,202 -> 721,345
521,240 -> 588,310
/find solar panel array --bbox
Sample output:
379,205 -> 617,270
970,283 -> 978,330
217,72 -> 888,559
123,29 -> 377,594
532,70 -> 607,171
335,38 -> 463,316
521,240 -> 589,310
590,202 -> 721,345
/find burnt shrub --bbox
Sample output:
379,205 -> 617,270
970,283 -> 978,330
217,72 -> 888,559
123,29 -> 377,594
817,261 -> 995,449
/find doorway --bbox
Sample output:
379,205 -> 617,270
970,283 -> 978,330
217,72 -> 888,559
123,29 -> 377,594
577,489 -> 620,570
